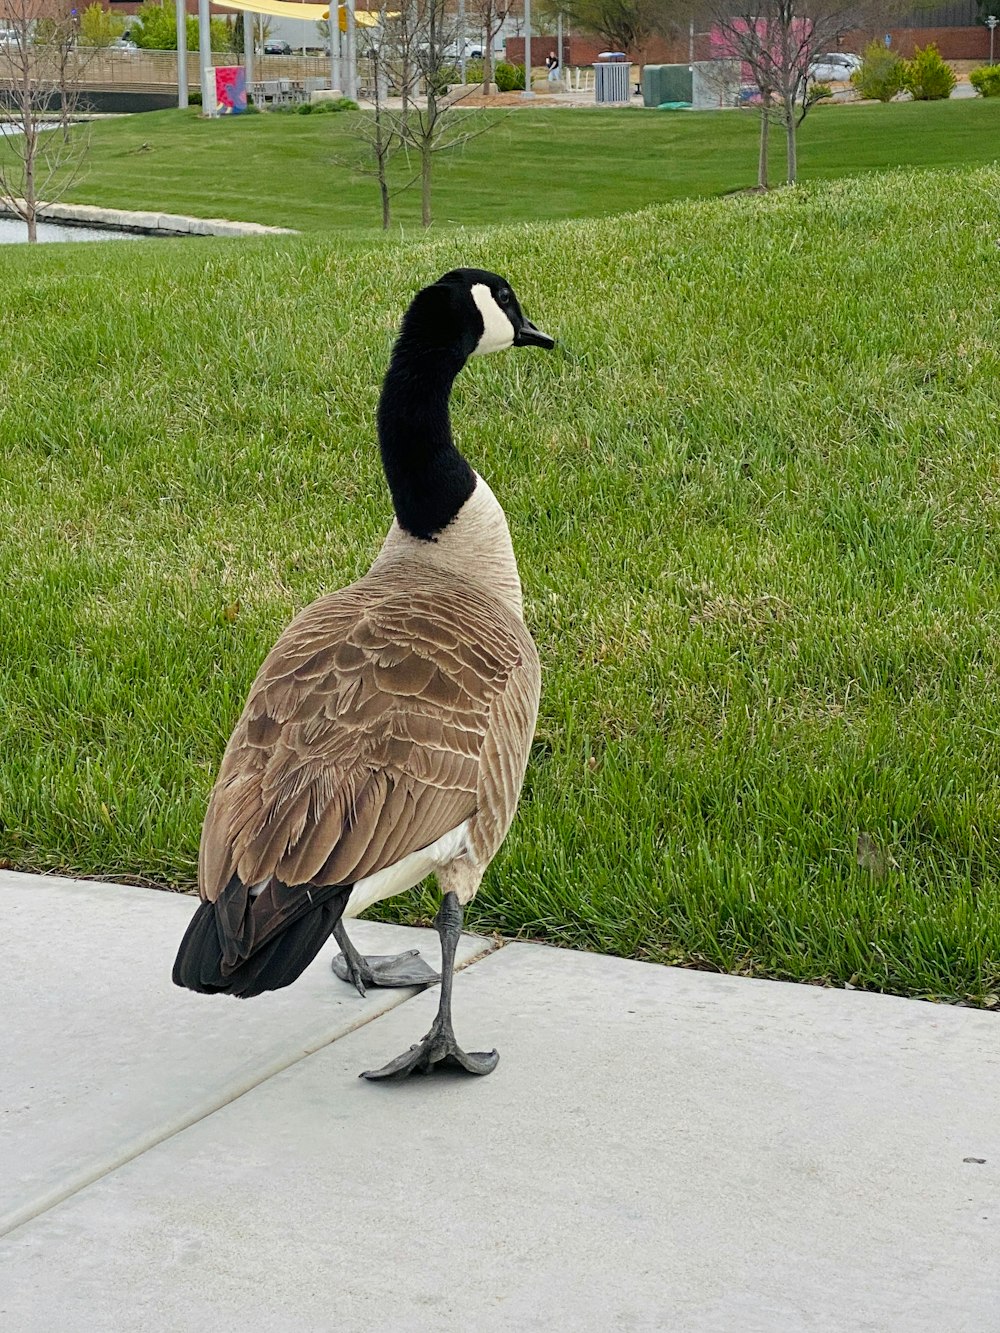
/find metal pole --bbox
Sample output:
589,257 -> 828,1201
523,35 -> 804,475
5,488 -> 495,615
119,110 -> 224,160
688,18 -> 694,64
345,0 -> 356,100
243,9 -> 254,92
459,0 -> 466,83
988,16 -> 997,65
176,0 -> 188,107
198,0 -> 213,115
522,0 -> 533,97
330,6 -> 342,92
556,9 -> 563,87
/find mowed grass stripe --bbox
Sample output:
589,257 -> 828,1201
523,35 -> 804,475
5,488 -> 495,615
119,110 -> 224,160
0,98 -> 995,232
1,166 -> 998,1000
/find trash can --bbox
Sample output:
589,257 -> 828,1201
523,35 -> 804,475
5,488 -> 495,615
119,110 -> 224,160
595,53 -> 631,104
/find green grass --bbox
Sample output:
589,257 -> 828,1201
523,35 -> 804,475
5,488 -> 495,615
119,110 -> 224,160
9,97 -> 997,232
2,164 -> 1000,1003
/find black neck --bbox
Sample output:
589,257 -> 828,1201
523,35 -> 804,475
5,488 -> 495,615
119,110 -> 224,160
377,341 -> 476,542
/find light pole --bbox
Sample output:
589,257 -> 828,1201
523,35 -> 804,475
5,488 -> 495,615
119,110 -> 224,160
522,0 -> 533,97
175,0 -> 188,108
198,0 -> 213,115
243,9 -> 254,93
329,5 -> 343,92
345,0 -> 357,100
987,15 -> 997,66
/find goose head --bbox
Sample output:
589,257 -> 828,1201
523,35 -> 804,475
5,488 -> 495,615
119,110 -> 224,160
395,268 -> 555,364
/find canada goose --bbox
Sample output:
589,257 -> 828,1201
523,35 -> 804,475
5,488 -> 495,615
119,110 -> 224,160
173,268 -> 554,1080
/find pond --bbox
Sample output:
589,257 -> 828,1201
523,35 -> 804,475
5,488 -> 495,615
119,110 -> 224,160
0,217 -> 138,244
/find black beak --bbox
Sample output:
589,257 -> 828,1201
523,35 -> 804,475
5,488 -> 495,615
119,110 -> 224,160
514,318 -> 555,350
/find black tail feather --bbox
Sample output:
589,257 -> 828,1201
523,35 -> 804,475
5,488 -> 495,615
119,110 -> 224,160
172,883 -> 352,999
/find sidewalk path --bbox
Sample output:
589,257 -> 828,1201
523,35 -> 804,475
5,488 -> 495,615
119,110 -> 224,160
2,872 -> 997,1330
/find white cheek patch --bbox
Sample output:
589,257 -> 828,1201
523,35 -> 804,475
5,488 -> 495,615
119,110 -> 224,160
470,282 -> 515,356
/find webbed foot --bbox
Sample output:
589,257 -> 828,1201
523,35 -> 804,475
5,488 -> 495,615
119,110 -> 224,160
332,948 -> 440,995
361,1016 -> 499,1081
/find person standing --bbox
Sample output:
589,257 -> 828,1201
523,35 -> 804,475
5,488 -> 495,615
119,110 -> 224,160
545,49 -> 561,86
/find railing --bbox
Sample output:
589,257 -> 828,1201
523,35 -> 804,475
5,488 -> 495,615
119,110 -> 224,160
0,47 -> 334,92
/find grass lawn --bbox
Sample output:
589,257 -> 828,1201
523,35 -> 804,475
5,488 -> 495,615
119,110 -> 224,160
2,164 -> 1000,1002
11,97 -> 998,232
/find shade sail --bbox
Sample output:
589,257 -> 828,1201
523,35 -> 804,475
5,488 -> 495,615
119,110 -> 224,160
212,0 -> 382,25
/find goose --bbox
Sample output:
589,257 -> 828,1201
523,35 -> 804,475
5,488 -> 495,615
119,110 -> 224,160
173,268 -> 554,1080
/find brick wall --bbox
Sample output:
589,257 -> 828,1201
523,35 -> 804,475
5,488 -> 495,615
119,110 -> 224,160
504,35 -> 697,68
843,27 -> 991,59
507,26 -> 992,68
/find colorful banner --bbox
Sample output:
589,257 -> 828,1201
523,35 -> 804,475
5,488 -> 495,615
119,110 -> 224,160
215,66 -> 248,114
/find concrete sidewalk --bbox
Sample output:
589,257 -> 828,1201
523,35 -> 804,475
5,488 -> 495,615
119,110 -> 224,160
1,871 -> 997,1331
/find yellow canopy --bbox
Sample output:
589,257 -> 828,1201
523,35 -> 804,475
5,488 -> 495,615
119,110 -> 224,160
212,0 -> 382,25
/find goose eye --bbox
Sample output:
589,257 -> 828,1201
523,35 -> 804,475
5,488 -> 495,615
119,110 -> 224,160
497,288 -> 511,307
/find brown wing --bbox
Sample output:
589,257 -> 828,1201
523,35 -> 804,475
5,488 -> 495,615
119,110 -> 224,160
198,568 -> 535,910
466,640 -> 541,872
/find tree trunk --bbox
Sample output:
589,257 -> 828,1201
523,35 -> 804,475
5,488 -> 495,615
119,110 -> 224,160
380,174 -> 391,229
784,98 -> 797,183
482,4 -> 493,94
757,105 -> 769,189
421,139 -> 432,226
24,121 -> 37,244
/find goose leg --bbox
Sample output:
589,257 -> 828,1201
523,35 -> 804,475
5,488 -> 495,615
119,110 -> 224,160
331,920 -> 439,996
361,892 -> 498,1080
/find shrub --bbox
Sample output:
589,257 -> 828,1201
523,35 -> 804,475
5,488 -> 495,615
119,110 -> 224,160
809,81 -> 833,103
297,101 -> 314,114
132,2 -> 230,52
494,60 -> 525,92
969,64 -> 1000,98
850,40 -> 905,102
902,44 -> 957,101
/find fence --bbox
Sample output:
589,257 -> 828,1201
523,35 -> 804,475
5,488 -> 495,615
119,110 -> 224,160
0,46 -> 333,94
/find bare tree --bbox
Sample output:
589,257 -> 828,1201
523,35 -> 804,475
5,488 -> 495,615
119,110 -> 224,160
349,5 -> 407,228
471,0 -> 517,93
399,0 -> 503,225
347,0 -> 501,228
537,0 -> 677,64
0,0 -> 91,242
705,0 -> 869,184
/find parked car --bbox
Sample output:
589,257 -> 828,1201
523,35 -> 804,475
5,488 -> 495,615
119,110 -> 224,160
437,42 -> 484,61
264,39 -> 292,55
808,52 -> 861,82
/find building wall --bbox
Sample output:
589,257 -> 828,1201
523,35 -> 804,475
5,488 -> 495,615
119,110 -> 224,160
844,26 -> 992,59
506,26 -> 993,69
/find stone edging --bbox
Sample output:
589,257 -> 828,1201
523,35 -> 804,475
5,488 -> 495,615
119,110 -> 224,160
2,200 -> 297,237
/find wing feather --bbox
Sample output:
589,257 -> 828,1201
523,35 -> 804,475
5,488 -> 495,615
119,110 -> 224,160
198,567 -> 531,911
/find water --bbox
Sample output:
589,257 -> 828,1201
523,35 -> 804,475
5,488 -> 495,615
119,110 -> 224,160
0,216 -> 138,244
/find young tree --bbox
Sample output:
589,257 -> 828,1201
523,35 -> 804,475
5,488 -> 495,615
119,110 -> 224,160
349,6 -> 406,228
348,0 -> 501,227
706,0 -> 866,184
78,2 -> 125,47
235,12 -> 274,54
0,0 -> 91,242
537,0 -> 676,63
130,1 -> 230,51
398,0 -> 501,225
471,0 -> 517,92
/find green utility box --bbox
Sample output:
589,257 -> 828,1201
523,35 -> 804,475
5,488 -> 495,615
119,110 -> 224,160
642,64 -> 693,108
